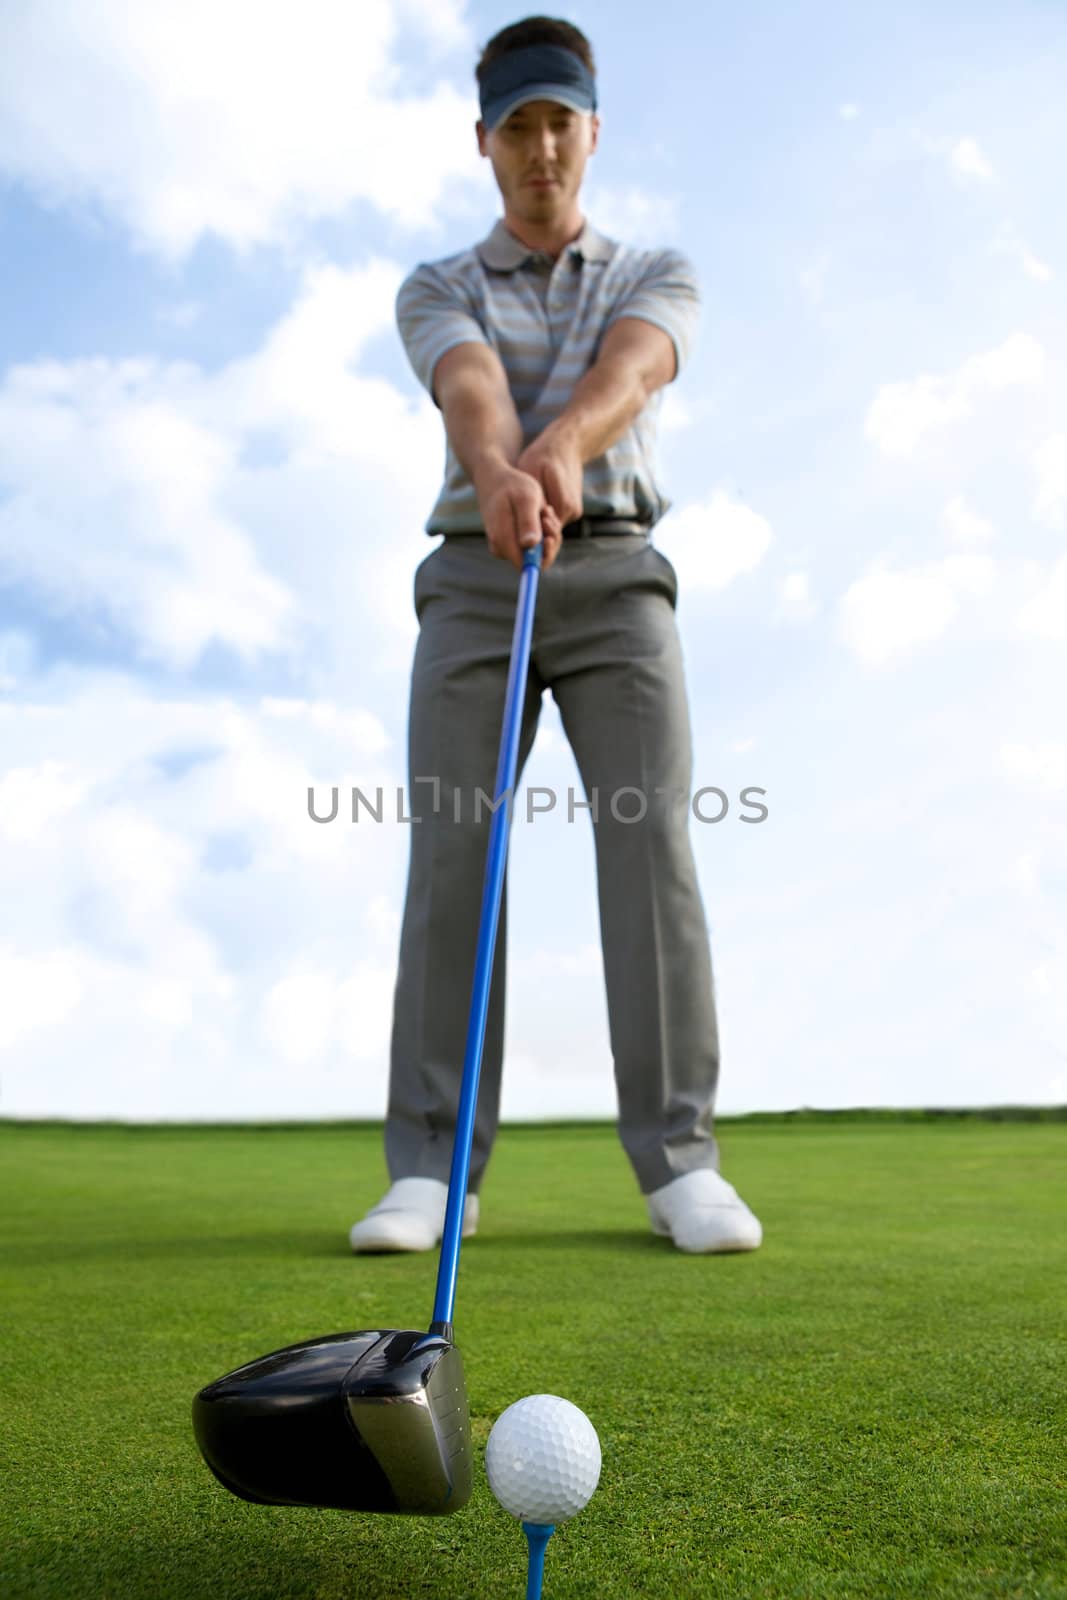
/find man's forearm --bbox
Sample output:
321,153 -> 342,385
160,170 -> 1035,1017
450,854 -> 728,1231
443,378 -> 523,491
537,356 -> 649,464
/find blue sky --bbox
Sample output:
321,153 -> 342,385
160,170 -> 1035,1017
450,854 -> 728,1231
1,0 -> 1065,1122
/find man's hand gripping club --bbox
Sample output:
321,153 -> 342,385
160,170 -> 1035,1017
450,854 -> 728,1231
474,432 -> 584,573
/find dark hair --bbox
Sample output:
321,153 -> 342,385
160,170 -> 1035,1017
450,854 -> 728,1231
475,15 -> 596,98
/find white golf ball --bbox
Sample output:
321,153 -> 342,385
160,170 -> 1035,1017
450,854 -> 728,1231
485,1394 -> 601,1524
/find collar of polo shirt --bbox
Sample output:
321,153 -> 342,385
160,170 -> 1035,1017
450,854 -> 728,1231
476,215 -> 614,272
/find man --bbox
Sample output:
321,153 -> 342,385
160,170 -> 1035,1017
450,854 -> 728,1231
350,18 -> 762,1256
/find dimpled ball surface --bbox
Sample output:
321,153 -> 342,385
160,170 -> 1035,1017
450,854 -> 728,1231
485,1395 -> 601,1524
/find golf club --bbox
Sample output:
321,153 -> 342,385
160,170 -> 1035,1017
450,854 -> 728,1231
192,541 -> 544,1515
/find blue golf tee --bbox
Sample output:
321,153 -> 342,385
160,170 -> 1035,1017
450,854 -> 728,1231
522,1522 -> 556,1599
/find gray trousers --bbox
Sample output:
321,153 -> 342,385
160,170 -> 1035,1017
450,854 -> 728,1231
384,532 -> 721,1197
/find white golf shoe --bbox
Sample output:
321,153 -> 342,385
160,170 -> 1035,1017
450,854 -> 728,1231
646,1168 -> 763,1254
349,1177 -> 479,1254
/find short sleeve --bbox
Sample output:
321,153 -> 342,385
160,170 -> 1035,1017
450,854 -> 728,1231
395,265 -> 491,409
604,249 -> 702,382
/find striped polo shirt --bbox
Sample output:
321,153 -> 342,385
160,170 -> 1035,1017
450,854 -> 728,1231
395,215 -> 701,536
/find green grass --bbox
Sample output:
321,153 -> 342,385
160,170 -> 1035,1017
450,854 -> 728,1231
1,1118 -> 1064,1599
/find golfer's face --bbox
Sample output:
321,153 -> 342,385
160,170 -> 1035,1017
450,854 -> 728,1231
485,100 -> 595,212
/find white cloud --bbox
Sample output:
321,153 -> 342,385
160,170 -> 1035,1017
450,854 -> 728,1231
1016,555 -> 1067,641
839,104 -> 860,120
0,945 -> 84,1051
584,182 -> 681,248
0,630 -> 37,690
364,894 -> 401,956
799,251 -> 832,307
943,494 -> 996,544
1025,935 -> 1067,1059
865,333 -> 1046,458
521,943 -> 602,979
1019,250 -> 1053,283
989,225 -> 1053,283
838,554 -> 996,666
0,760 -> 91,841
261,697 -> 389,752
530,723 -> 565,756
79,804 -> 221,973
261,964 -> 394,1066
658,385 -> 694,435
0,675 -> 411,1116
839,568 -> 956,665
0,251 -> 450,677
1006,853 -> 1040,895
999,743 -> 1067,790
0,0 -> 478,262
776,571 -> 817,622
657,489 -> 773,595
948,136 -> 995,182
0,361 -> 300,670
1032,433 -> 1067,532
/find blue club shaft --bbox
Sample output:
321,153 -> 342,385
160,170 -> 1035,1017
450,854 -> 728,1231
522,1523 -> 555,1599
431,543 -> 542,1332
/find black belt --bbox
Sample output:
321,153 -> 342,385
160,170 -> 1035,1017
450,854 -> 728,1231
440,517 -> 649,541
561,516 -> 649,539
